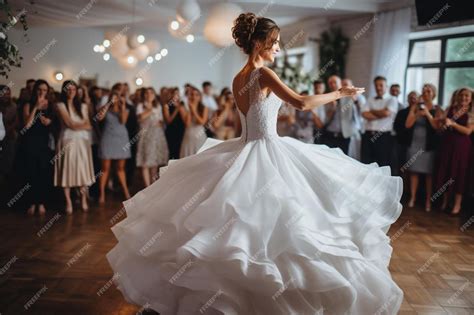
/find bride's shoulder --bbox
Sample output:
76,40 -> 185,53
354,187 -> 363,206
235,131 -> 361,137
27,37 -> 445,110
258,67 -> 280,87
258,66 -> 277,80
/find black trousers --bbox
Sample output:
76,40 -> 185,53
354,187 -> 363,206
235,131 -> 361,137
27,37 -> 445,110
361,131 -> 393,167
322,132 -> 350,155
23,149 -> 53,205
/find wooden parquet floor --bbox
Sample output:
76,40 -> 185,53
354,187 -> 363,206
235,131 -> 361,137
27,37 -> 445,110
0,198 -> 473,315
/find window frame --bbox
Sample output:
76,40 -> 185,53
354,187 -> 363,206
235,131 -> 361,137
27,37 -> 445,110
405,31 -> 474,106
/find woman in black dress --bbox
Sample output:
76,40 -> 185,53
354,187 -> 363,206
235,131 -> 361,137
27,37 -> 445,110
163,87 -> 187,159
19,79 -> 54,215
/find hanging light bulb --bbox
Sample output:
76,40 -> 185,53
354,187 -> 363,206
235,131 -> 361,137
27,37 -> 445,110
160,48 -> 168,56
146,56 -> 154,64
55,72 -> 64,81
137,35 -> 145,43
135,77 -> 143,86
127,55 -> 136,64
103,39 -> 111,47
186,34 -> 194,43
103,53 -> 110,61
170,20 -> 180,30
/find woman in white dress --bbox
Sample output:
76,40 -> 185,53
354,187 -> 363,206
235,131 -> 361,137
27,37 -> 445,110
179,86 -> 209,158
54,80 -> 95,214
107,12 -> 403,315
136,87 -> 169,187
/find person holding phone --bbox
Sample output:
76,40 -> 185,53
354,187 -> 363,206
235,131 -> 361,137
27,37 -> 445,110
398,84 -> 441,211
163,87 -> 187,159
97,91 -> 131,204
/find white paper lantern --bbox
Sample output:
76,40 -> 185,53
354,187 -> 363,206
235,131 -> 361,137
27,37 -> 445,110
117,55 -> 137,69
109,35 -> 129,58
131,45 -> 150,61
127,34 -> 140,49
204,3 -> 243,47
177,0 -> 201,22
145,39 -> 160,53
104,31 -> 118,40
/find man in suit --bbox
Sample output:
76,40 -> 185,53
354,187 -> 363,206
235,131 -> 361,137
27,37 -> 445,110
321,75 -> 359,155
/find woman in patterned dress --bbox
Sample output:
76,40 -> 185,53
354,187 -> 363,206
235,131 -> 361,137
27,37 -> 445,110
136,87 -> 169,187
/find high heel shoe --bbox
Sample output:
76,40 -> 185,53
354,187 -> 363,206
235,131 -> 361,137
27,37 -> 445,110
65,204 -> 73,215
38,204 -> 46,215
424,200 -> 431,212
82,200 -> 89,212
27,205 -> 35,216
98,195 -> 105,205
440,200 -> 448,211
450,207 -> 461,216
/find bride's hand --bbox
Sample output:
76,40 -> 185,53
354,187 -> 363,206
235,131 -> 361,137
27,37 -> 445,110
339,86 -> 365,97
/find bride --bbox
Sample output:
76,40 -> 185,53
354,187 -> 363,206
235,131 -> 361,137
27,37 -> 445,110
107,12 -> 403,315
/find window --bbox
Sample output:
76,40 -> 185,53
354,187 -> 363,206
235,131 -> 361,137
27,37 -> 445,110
405,32 -> 474,107
409,40 -> 442,64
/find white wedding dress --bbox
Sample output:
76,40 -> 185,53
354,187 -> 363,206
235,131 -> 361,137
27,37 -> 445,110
107,68 -> 404,315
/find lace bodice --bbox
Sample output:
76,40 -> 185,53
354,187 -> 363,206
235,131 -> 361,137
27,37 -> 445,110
236,68 -> 283,142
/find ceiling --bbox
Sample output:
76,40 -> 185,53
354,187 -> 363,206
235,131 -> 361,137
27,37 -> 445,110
9,0 -> 413,32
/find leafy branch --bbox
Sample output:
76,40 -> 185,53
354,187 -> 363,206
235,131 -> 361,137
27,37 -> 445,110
0,0 -> 31,78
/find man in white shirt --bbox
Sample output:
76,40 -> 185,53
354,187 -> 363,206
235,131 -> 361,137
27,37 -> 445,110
343,78 -> 366,161
321,75 -> 358,154
201,81 -> 218,112
361,76 -> 398,167
390,83 -> 405,112
201,81 -> 218,137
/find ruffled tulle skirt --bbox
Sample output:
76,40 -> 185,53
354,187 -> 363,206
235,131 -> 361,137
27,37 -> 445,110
107,135 -> 403,315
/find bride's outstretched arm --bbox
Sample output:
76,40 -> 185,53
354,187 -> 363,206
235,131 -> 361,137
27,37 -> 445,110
259,66 -> 364,111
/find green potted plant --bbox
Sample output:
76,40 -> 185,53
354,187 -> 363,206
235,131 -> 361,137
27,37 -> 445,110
1,0 -> 29,78
314,26 -> 349,82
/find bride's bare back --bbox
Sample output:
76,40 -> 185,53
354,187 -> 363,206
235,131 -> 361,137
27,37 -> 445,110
232,67 -> 271,117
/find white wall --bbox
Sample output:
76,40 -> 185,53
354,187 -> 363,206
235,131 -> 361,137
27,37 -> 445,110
277,14 -> 377,92
5,17 -> 376,97
278,8 -> 474,98
5,26 -> 244,96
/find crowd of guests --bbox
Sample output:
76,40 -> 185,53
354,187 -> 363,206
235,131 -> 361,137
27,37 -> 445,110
0,75 -> 473,219
0,79 -> 241,214
281,75 -> 473,217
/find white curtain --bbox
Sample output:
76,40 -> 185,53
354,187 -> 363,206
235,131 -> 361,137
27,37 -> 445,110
370,8 -> 411,98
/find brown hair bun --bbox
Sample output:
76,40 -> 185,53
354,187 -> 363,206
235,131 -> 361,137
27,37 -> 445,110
232,12 -> 280,55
